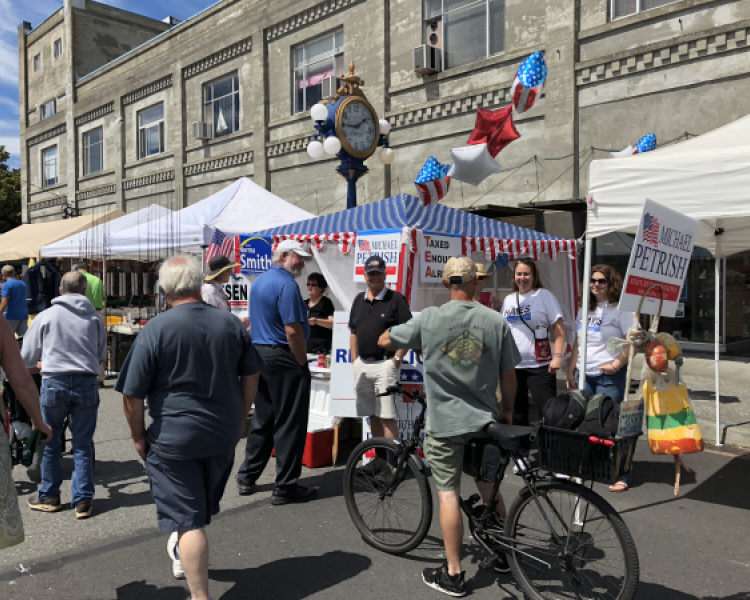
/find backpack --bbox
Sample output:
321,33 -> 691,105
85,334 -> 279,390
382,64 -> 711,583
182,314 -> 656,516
541,391 -> 587,430
577,393 -> 620,437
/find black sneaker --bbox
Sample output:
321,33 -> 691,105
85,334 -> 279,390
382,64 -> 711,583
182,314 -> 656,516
270,485 -> 317,505
493,552 -> 511,574
422,562 -> 467,597
236,479 -> 256,496
28,493 -> 62,512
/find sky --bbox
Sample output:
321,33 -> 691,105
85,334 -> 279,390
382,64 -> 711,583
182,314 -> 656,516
0,0 -> 216,170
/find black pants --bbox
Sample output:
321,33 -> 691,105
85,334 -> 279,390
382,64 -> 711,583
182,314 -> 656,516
236,346 -> 311,489
513,366 -> 557,450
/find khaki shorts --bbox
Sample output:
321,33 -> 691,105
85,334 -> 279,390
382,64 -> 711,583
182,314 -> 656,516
353,358 -> 400,419
424,431 -> 489,492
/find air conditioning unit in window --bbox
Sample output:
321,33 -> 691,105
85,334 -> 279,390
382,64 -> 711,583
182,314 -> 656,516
321,76 -> 342,99
192,122 -> 213,140
413,44 -> 441,75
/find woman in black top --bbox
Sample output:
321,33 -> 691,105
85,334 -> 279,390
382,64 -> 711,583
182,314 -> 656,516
305,272 -> 335,354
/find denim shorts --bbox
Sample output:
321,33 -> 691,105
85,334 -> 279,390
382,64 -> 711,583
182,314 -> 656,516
145,449 -> 234,532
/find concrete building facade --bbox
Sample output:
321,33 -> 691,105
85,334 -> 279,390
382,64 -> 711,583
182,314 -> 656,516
18,0 -> 750,229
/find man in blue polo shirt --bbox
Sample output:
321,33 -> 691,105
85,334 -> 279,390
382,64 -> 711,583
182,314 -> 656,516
236,239 -> 318,505
1,265 -> 29,336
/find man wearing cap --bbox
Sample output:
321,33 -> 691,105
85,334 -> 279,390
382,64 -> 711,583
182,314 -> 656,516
349,255 -> 412,442
236,239 -> 317,504
378,256 -> 520,596
202,255 -> 250,328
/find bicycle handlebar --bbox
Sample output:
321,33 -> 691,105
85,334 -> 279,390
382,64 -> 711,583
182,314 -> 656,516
377,384 -> 424,402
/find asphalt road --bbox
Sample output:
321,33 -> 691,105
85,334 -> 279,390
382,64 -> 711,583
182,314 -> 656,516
2,385 -> 749,600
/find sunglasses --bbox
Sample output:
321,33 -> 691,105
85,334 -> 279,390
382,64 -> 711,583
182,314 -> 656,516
590,277 -> 608,285
306,283 -> 318,288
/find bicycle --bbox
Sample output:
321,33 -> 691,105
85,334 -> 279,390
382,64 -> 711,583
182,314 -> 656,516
344,384 -> 640,600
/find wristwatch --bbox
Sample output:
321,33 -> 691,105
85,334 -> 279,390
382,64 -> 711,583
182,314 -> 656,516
392,356 -> 403,366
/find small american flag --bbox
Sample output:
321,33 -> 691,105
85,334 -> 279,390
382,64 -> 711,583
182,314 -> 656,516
511,51 -> 547,114
415,156 -> 451,206
205,229 -> 234,262
358,239 -> 372,252
642,213 -> 660,248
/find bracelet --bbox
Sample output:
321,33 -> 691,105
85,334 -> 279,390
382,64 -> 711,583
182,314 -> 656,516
553,353 -> 564,357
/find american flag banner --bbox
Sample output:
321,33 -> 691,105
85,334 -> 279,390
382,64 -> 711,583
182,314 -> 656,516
205,229 -> 234,262
511,51 -> 547,114
642,213 -> 660,247
414,156 -> 451,206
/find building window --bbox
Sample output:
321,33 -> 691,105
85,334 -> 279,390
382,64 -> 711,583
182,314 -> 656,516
424,0 -> 505,70
612,0 -> 677,19
33,54 -> 41,71
138,103 -> 165,158
293,30 -> 344,114
203,73 -> 239,138
54,38 -> 62,58
42,146 -> 58,187
83,127 -> 103,175
40,99 -> 56,120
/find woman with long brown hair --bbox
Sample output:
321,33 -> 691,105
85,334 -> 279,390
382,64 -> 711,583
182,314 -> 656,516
567,264 -> 634,491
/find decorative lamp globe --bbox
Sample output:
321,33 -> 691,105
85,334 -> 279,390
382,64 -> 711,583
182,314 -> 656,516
307,140 -> 325,159
323,135 -> 342,155
310,103 -> 328,122
378,147 -> 395,165
378,119 -> 392,135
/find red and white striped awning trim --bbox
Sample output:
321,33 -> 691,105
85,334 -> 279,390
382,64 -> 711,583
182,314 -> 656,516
461,237 -> 575,262
272,232 -> 357,254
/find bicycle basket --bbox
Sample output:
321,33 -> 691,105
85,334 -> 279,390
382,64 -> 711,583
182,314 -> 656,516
537,426 -> 639,484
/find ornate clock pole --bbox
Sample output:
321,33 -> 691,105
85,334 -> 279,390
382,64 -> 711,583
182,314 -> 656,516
307,62 -> 395,209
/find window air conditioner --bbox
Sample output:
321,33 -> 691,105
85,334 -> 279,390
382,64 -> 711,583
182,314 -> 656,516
321,76 -> 342,99
413,44 -> 441,75
192,122 -> 213,140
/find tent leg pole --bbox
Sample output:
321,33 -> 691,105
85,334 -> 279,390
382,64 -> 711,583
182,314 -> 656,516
578,238 -> 593,391
715,257 -> 722,446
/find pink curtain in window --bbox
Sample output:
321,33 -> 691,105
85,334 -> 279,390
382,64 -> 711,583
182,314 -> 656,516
298,68 -> 333,89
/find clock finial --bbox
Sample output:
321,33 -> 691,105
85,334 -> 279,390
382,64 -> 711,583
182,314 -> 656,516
335,60 -> 365,99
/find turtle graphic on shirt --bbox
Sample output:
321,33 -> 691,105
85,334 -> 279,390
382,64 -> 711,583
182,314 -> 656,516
441,329 -> 489,368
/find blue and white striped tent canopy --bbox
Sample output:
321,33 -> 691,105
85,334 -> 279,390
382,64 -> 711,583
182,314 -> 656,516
255,194 -> 563,241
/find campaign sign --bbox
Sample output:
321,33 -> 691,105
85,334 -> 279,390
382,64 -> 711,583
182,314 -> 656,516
223,274 -> 251,319
617,400 -> 644,438
353,231 -> 401,283
619,199 -> 699,317
419,232 -> 463,283
239,235 -> 273,275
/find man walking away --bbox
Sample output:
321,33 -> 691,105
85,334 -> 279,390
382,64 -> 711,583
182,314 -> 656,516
379,257 -> 520,596
1,265 -> 29,337
236,240 -> 317,505
74,263 -> 106,386
22,271 -> 106,519
116,257 -> 263,600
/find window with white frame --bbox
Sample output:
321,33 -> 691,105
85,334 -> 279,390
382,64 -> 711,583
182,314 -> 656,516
40,99 -> 56,120
293,30 -> 344,114
83,127 -> 103,175
138,103 -> 165,158
203,73 -> 239,137
42,146 -> 58,187
424,0 -> 505,71
33,54 -> 41,71
612,0 -> 677,19
54,38 -> 62,58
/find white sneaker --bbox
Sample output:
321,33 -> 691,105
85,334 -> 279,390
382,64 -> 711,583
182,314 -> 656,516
167,532 -> 185,579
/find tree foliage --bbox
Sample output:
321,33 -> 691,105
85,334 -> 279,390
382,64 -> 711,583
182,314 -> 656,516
0,145 -> 22,233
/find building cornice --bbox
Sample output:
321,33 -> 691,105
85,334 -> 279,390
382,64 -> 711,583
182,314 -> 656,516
183,36 -> 253,79
265,0 -> 362,42
27,124 -> 67,147
28,197 -> 66,212
123,169 -> 175,190
75,102 -> 115,127
184,150 -> 253,176
76,184 -> 116,202
122,75 -> 173,106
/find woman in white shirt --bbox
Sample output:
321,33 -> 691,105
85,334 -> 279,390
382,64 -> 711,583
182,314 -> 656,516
500,258 -> 565,442
567,264 -> 634,491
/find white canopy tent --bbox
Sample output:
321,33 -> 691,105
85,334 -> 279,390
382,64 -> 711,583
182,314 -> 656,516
108,178 -> 314,257
40,204 -> 173,259
586,113 -> 750,445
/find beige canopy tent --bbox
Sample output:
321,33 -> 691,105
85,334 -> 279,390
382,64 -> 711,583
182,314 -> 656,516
0,210 -> 125,261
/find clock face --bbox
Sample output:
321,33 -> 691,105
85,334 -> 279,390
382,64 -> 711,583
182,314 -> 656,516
340,100 -> 378,155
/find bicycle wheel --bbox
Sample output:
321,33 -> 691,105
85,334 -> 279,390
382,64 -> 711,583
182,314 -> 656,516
505,480 -> 639,600
344,437 -> 432,554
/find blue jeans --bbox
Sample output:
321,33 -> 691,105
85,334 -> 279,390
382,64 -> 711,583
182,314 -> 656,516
578,368 -> 632,485
39,374 -> 99,506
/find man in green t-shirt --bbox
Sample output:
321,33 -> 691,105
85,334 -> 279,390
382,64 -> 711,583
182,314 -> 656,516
74,263 -> 105,386
379,256 -> 520,597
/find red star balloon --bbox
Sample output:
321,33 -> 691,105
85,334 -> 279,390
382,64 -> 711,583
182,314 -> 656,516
466,106 -> 521,158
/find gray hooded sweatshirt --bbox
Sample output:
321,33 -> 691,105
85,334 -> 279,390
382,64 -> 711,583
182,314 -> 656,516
21,294 -> 106,378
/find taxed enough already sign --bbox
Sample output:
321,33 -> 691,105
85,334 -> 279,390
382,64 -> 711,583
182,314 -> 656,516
419,233 -> 463,282
619,199 -> 699,317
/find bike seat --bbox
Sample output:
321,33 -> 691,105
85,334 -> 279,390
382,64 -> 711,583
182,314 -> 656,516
485,422 -> 535,451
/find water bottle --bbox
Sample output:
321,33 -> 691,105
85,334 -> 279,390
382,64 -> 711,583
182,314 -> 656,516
21,429 -> 41,467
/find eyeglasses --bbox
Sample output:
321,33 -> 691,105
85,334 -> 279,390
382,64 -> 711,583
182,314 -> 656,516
306,283 -> 318,288
590,277 -> 608,285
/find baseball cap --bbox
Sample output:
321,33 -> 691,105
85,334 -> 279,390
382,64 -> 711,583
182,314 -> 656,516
364,255 -> 386,274
276,239 -> 312,257
443,256 -> 477,284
